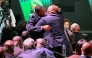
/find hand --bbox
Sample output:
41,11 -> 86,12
42,25 -> 50,31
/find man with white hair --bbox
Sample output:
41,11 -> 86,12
70,23 -> 80,33
17,38 -> 35,58
70,23 -> 88,51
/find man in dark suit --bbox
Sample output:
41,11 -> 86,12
21,31 -> 31,41
35,5 -> 72,56
26,5 -> 46,40
70,23 -> 88,51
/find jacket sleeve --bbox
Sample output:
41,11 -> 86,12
35,17 -> 45,26
26,16 -> 42,32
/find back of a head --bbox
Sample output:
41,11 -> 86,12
16,20 -> 27,36
12,36 -> 22,46
23,38 -> 34,50
35,5 -> 43,13
81,42 -> 92,55
4,40 -> 14,53
75,39 -> 86,55
69,55 -> 80,58
0,47 -> 5,58
1,26 -> 13,44
21,31 -> 31,40
36,38 -> 46,47
47,5 -> 61,14
13,36 -> 22,41
70,23 -> 80,32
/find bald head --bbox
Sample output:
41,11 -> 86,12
13,36 -> 22,41
13,36 -> 22,46
21,31 -> 31,40
47,5 -> 61,14
81,42 -> 92,55
4,40 -> 14,46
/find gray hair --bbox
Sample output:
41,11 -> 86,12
70,23 -> 80,31
47,5 -> 61,14
36,38 -> 46,46
23,38 -> 34,50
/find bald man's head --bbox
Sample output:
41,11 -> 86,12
81,42 -> 92,55
4,40 -> 14,53
4,40 -> 14,46
47,5 -> 61,14
21,31 -> 31,40
13,36 -> 22,46
13,36 -> 22,41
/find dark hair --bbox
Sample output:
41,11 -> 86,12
16,20 -> 27,36
64,18 -> 71,28
1,26 -> 13,44
75,39 -> 86,55
35,5 -> 43,13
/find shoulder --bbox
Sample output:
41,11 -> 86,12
31,49 -> 47,58
17,52 -> 25,57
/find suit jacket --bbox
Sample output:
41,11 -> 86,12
14,46 -> 24,57
31,49 -> 47,58
17,49 -> 47,58
17,49 -> 35,58
36,47 -> 55,58
26,13 -> 44,40
5,52 -> 15,58
70,32 -> 88,43
36,13 -> 69,48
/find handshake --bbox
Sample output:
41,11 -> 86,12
42,25 -> 50,31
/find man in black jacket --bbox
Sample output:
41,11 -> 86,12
26,5 -> 49,40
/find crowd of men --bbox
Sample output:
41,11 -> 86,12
0,0 -> 92,58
